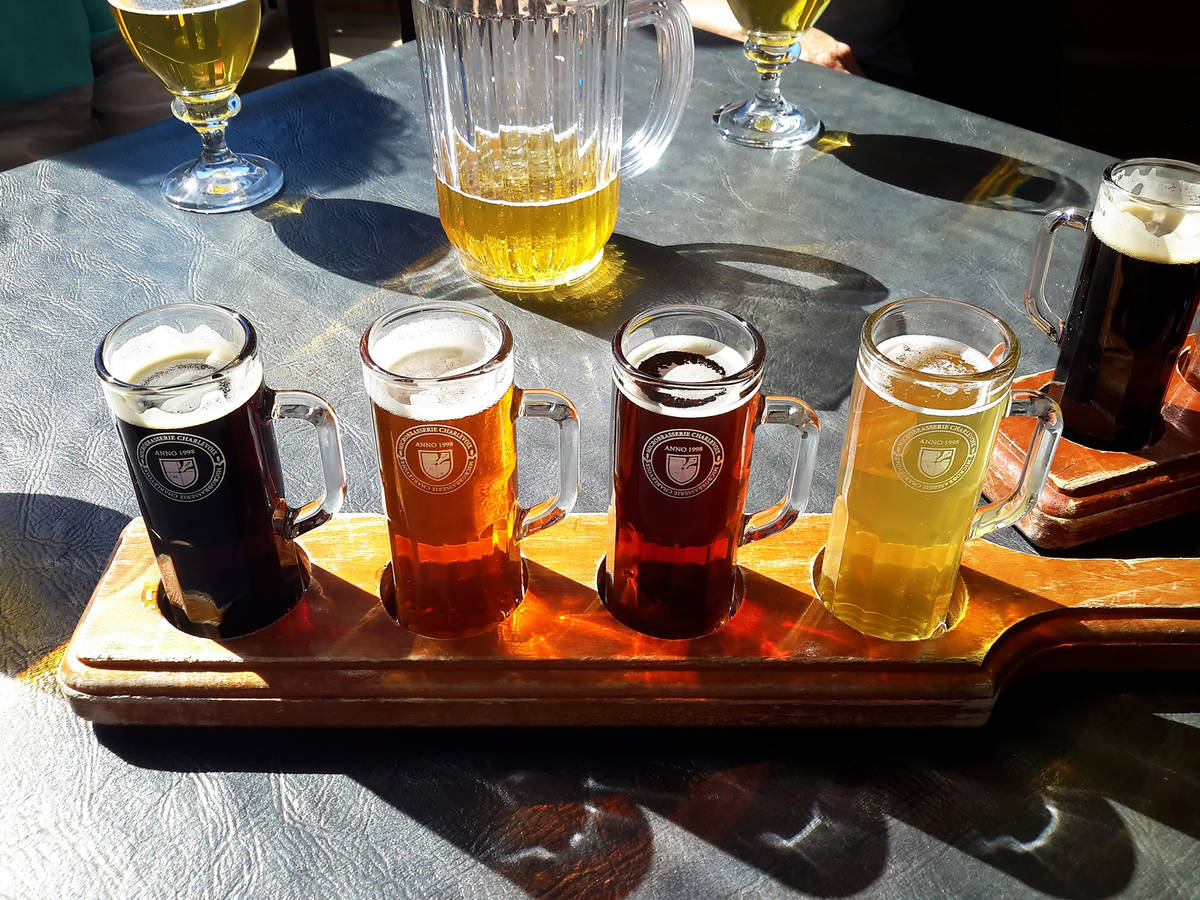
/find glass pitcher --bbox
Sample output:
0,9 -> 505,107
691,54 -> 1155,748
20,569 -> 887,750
413,0 -> 694,291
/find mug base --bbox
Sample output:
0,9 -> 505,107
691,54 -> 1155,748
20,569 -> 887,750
811,548 -> 969,642
154,544 -> 311,641
379,559 -> 530,640
594,556 -> 745,641
458,248 -> 605,293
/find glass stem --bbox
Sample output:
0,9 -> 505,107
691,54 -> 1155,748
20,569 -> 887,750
756,72 -> 783,107
198,126 -> 237,168
172,92 -> 242,168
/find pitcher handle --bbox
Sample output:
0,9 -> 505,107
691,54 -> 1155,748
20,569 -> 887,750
621,0 -> 694,177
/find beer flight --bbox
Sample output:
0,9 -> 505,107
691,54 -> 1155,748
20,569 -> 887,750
95,0 -> 1200,648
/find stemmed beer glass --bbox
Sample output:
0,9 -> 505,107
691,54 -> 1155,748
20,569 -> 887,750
713,0 -> 832,148
108,0 -> 283,212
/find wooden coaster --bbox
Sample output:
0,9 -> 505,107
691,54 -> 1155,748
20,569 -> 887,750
57,513 -> 1200,728
985,345 -> 1200,549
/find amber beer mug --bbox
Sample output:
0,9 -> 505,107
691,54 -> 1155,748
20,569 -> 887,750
605,305 -> 820,639
361,303 -> 580,638
1025,158 -> 1200,450
96,303 -> 347,638
818,298 -> 1062,642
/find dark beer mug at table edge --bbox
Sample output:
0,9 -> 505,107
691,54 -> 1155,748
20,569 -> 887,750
361,302 -> 581,640
97,303 -> 347,639
1024,157 -> 1200,451
604,305 -> 820,640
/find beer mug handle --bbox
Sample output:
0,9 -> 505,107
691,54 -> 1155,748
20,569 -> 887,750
271,390 -> 348,538
969,389 -> 1062,540
1024,207 -> 1090,343
741,395 -> 820,546
514,388 -> 581,541
620,0 -> 694,177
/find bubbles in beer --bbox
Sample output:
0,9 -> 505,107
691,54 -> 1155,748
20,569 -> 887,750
103,324 -> 261,429
367,314 -> 512,421
108,0 -> 249,14
878,335 -> 992,377
636,348 -> 728,382
865,335 -> 995,413
621,336 -> 752,416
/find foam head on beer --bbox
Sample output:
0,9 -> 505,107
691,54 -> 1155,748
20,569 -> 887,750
367,313 -> 512,420
622,335 -> 753,417
865,334 -> 996,412
1093,162 -> 1200,265
103,324 -> 261,428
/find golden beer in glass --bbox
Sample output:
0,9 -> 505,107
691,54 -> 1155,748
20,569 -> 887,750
109,0 -> 260,98
724,0 -> 830,36
713,0 -> 831,147
818,298 -> 1062,641
107,0 -> 283,212
434,129 -> 620,290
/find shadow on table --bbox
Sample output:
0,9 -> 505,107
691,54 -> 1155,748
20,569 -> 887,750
261,197 -> 446,288
59,68 -> 413,197
0,493 -> 130,679
817,132 -> 1092,213
96,673 -> 1200,898
1043,509 -> 1200,560
262,197 -> 888,412
500,236 -> 888,412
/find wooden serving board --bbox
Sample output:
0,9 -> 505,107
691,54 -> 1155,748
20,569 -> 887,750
58,514 -> 1200,728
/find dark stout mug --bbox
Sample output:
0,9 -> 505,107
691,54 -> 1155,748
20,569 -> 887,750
96,302 -> 346,639
1024,157 -> 1200,451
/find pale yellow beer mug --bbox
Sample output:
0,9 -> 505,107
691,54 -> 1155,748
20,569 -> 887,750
413,0 -> 694,291
817,298 -> 1063,641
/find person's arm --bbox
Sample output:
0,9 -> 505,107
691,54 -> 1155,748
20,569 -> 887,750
801,27 -> 863,76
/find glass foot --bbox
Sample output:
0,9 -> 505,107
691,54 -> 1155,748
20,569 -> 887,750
161,152 -> 284,214
713,96 -> 822,149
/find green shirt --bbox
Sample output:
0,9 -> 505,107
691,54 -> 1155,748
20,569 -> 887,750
0,0 -> 121,105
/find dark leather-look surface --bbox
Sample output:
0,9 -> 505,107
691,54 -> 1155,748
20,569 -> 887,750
2,33 -> 1199,899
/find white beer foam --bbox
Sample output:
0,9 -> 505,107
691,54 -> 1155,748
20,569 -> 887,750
108,0 -> 251,14
617,335 -> 755,418
366,314 -> 511,421
1094,165 -> 1200,264
865,334 -> 997,414
104,324 -> 262,428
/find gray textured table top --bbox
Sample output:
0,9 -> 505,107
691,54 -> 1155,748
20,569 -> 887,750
2,33 -> 1199,899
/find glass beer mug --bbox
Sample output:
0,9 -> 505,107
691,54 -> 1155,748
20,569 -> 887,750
1024,158 -> 1200,450
361,302 -> 581,638
818,298 -> 1062,642
605,305 -> 821,640
412,0 -> 694,291
96,303 -> 347,638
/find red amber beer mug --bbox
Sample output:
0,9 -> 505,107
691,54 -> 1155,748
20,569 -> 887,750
605,305 -> 820,639
1024,158 -> 1200,450
97,302 -> 347,638
361,302 -> 580,638
818,298 -> 1062,641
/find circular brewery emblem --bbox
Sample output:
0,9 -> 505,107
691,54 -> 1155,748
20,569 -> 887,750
641,429 -> 725,499
891,421 -> 980,493
136,432 -> 226,502
396,424 -> 478,494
